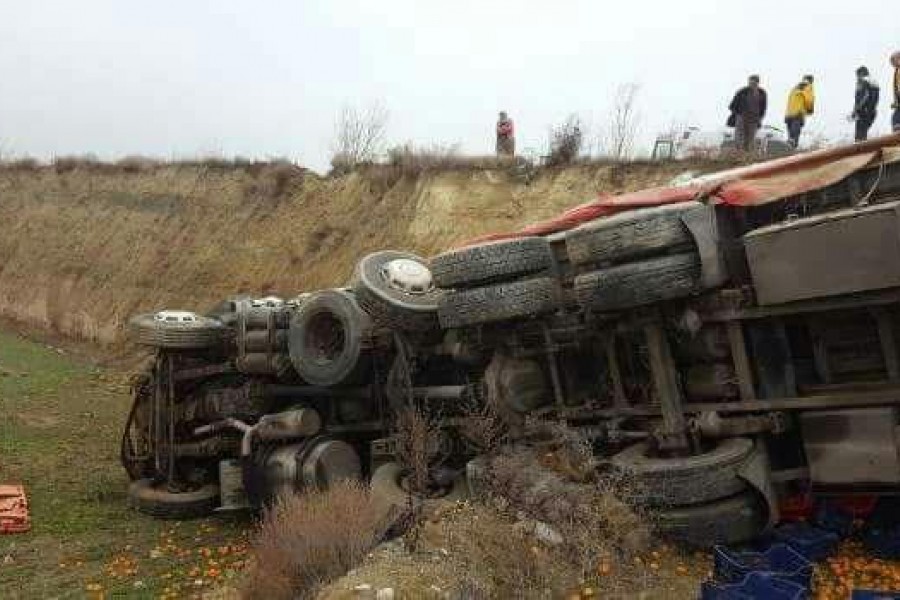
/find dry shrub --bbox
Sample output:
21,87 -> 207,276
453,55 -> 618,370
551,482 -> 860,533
241,481 -> 386,600
394,404 -> 443,494
385,143 -> 510,176
3,157 -> 41,170
115,155 -> 163,173
458,389 -> 508,454
52,154 -> 101,173
440,502 -> 577,596
546,114 -> 585,166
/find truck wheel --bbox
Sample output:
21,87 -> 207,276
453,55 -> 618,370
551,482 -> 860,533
430,237 -> 555,289
574,253 -> 701,312
611,438 -> 754,507
351,250 -> 442,333
565,202 -> 699,266
653,490 -> 768,547
369,462 -> 468,514
437,277 -> 562,329
127,479 -> 219,519
288,289 -> 373,387
129,312 -> 227,349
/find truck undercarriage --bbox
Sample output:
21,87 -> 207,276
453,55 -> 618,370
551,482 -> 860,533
121,134 -> 900,547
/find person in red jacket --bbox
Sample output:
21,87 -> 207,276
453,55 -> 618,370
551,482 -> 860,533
496,111 -> 515,157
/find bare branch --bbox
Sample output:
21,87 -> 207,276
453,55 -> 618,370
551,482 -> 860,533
604,83 -> 642,160
330,102 -> 389,172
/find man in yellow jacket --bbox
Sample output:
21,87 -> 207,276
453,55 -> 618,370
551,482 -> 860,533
785,75 -> 815,148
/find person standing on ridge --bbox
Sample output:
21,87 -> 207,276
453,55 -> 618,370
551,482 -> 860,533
891,52 -> 900,133
728,75 -> 767,155
784,75 -> 815,149
851,66 -> 880,141
496,111 -> 515,157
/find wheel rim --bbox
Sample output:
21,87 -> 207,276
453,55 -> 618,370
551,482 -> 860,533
380,258 -> 434,295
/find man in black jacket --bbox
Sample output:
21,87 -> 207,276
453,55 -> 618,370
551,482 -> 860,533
852,66 -> 880,141
729,75 -> 767,154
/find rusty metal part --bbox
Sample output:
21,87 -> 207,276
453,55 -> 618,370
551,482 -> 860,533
255,409 -> 322,442
194,408 -> 322,456
644,320 -> 689,451
173,363 -> 236,382
173,436 -> 240,457
692,411 -> 789,438
685,363 -> 740,401
484,352 -> 551,414
243,329 -> 289,353
195,418 -> 254,456
234,352 -> 293,376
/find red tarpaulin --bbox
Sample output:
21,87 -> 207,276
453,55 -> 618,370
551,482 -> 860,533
458,133 -> 900,249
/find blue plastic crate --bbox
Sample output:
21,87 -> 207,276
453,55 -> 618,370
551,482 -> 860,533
701,573 -> 808,600
851,590 -> 900,600
773,522 -> 840,561
713,543 -> 813,589
863,525 -> 900,559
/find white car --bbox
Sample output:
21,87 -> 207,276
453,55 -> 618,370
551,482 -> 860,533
652,125 -> 793,160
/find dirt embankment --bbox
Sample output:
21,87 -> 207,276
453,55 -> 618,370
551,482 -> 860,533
0,160 -> 699,344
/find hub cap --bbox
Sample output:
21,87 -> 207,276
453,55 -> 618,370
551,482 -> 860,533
381,259 -> 434,295
154,310 -> 199,324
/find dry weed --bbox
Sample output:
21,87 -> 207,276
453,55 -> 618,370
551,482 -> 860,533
240,481 -> 386,600
440,502 -> 577,597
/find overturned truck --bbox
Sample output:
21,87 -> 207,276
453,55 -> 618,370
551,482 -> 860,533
122,134 -> 900,547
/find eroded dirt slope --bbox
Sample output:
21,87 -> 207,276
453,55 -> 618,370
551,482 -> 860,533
0,161 -> 698,343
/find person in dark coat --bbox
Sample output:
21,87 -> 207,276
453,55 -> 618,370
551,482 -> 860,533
851,66 -> 880,142
729,75 -> 767,154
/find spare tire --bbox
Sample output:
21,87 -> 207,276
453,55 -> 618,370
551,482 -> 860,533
565,202 -> 699,266
574,253 -> 702,312
611,437 -> 754,506
653,490 -> 768,547
288,289 -> 373,387
370,462 -> 468,514
437,277 -> 562,329
351,250 -> 442,333
430,237 -> 555,289
127,479 -> 219,519
129,312 -> 227,349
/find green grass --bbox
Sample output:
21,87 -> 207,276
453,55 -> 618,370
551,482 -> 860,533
0,331 -> 249,599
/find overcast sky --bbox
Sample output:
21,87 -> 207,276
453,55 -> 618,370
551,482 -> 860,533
0,1 -> 897,172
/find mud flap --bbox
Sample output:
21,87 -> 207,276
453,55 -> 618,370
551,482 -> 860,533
737,440 -> 779,530
681,204 -> 728,289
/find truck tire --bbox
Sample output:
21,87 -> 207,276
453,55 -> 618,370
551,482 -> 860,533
437,277 -> 562,329
127,479 -> 219,519
574,253 -> 701,312
611,437 -> 754,507
288,289 -> 373,387
653,490 -> 768,547
566,202 -> 699,266
129,313 -> 227,349
351,250 -> 442,333
430,237 -> 555,289
370,462 -> 468,514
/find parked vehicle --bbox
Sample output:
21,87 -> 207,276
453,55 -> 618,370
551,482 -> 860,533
652,125 -> 793,160
122,134 -> 900,547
